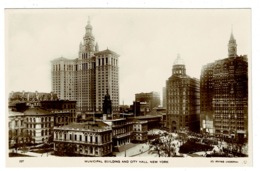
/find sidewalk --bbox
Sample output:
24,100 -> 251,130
10,149 -> 56,157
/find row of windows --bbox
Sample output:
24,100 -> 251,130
26,123 -> 53,129
55,133 -> 111,144
74,144 -> 111,155
53,64 -> 76,72
26,117 -> 52,123
11,120 -> 24,127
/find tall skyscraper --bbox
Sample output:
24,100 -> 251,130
166,54 -> 200,132
200,31 -> 248,141
51,19 -> 119,115
162,87 -> 166,108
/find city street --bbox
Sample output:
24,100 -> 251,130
9,149 -> 56,157
115,143 -> 150,157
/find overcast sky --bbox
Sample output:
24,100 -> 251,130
6,9 -> 250,105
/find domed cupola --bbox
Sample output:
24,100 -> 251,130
172,54 -> 186,76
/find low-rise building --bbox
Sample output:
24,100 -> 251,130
53,121 -> 113,156
102,118 -> 133,151
100,90 -> 133,151
132,120 -> 148,143
41,100 -> 77,125
24,107 -> 54,144
8,110 -> 26,147
129,115 -> 161,130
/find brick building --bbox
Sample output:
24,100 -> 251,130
166,54 -> 200,132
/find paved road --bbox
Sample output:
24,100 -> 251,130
116,143 -> 150,157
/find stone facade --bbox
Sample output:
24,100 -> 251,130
8,110 -> 26,146
24,108 -> 54,144
8,93 -> 76,145
53,121 -> 113,156
102,118 -> 133,151
132,120 -> 148,143
51,19 -> 119,115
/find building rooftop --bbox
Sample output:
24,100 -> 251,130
130,115 -> 162,120
24,107 -> 51,116
51,57 -> 76,62
8,109 -> 24,116
55,121 -> 111,131
101,117 -> 126,122
174,54 -> 185,65
95,49 -> 119,57
133,119 -> 148,124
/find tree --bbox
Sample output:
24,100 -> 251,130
177,132 -> 188,146
10,130 -> 33,152
149,132 -> 177,157
55,142 -> 77,156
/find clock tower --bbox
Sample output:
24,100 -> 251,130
79,17 -> 96,59
228,31 -> 237,58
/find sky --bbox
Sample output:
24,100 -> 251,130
5,9 -> 251,105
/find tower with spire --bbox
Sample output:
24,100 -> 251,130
51,17 -> 120,118
228,29 -> 237,57
79,17 -> 96,59
200,30 -> 248,141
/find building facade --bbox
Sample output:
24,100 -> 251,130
8,110 -> 26,147
135,91 -> 160,112
200,32 -> 248,140
41,100 -> 77,124
8,92 -> 76,145
162,87 -> 166,108
51,19 -> 119,115
132,120 -> 148,143
131,101 -> 150,116
24,108 -> 54,144
166,54 -> 200,133
102,118 -> 133,151
53,121 -> 113,156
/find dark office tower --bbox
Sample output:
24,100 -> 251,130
200,31 -> 248,141
200,63 -> 214,134
166,54 -> 200,133
135,91 -> 160,112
